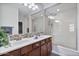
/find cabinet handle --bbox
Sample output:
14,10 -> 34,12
35,44 -> 39,46
42,41 -> 45,44
10,55 -> 14,56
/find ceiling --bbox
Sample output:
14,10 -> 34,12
18,3 -> 77,20
18,3 -> 56,17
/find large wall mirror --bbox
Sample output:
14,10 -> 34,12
31,3 -> 77,50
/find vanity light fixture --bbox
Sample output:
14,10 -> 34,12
28,4 -> 32,8
32,7 -> 36,10
55,20 -> 60,23
34,5 -> 38,9
24,3 -> 28,6
41,14 -> 43,16
24,3 -> 39,11
57,9 -> 60,12
48,16 -> 55,19
32,5 -> 39,10
31,3 -> 35,6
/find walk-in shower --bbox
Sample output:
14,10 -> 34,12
31,3 -> 78,55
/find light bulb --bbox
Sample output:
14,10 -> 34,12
41,14 -> 43,16
57,9 -> 60,12
35,5 -> 38,9
48,16 -> 55,19
32,7 -> 36,10
24,3 -> 28,6
31,3 -> 35,6
55,20 -> 60,23
28,5 -> 32,8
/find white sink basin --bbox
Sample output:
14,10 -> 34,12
0,35 -> 47,48
9,38 -> 31,46
0,38 -> 31,51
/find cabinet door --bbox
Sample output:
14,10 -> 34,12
28,47 -> 40,56
47,41 -> 52,55
41,43 -> 48,56
21,45 -> 32,56
32,42 -> 40,49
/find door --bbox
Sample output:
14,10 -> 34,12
21,45 -> 32,56
18,22 -> 23,34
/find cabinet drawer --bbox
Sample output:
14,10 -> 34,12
3,49 -> 20,56
41,40 -> 46,45
33,42 -> 40,49
28,47 -> 40,56
46,38 -> 52,42
21,45 -> 32,55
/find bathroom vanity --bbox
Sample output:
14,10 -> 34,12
0,35 -> 52,56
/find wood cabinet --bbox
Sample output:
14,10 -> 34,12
21,45 -> 32,56
1,37 -> 52,56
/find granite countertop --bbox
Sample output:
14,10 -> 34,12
0,35 -> 52,55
